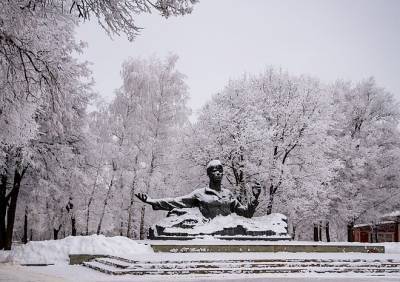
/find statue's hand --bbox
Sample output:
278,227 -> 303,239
135,193 -> 149,204
252,182 -> 262,199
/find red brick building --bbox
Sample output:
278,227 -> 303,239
352,211 -> 400,243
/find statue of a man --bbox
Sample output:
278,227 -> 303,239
135,160 -> 261,219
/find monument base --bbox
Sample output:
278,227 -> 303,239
149,211 -> 289,240
149,234 -> 292,241
149,243 -> 385,253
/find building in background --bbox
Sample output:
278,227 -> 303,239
353,211 -> 400,243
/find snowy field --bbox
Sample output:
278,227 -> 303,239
1,235 -> 400,282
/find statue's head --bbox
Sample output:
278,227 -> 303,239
206,159 -> 223,182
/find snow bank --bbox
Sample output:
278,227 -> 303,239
383,242 -> 400,254
3,235 -> 153,265
0,250 -> 9,263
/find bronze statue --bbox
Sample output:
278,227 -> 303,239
135,160 -> 288,239
135,160 -> 262,219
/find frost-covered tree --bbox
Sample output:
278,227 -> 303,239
0,2 -> 92,248
183,77 -> 262,201
251,70 -> 334,216
327,78 -> 400,241
1,0 -> 197,247
116,55 -> 190,239
83,55 -> 190,239
185,70 -> 335,226
8,0 -> 198,41
68,0 -> 198,40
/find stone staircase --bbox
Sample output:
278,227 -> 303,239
81,255 -> 400,276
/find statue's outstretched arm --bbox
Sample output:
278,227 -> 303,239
135,192 -> 197,211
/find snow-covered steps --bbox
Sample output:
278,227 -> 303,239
150,243 -> 385,253
80,256 -> 400,276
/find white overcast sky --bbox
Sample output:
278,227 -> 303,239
76,0 -> 400,116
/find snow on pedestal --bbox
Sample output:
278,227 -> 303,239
152,208 -> 289,239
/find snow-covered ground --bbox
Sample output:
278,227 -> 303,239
1,264 -> 400,282
1,235 -> 400,281
2,235 -> 400,265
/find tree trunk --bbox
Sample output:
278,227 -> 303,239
0,174 -> 8,249
5,168 -> 25,250
292,225 -> 296,240
54,228 -> 59,240
266,189 -> 274,215
140,151 -> 155,240
313,223 -> 319,241
139,206 -> 146,240
126,180 -> 136,238
53,223 -> 62,240
22,206 -> 28,244
126,206 -> 134,238
373,225 -> 378,243
325,221 -> 330,242
118,201 -> 124,237
347,222 -> 354,242
318,221 -> 322,241
97,169 -> 115,235
66,198 -> 76,236
85,166 -> 101,235
85,204 -> 91,235
71,215 -> 76,236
